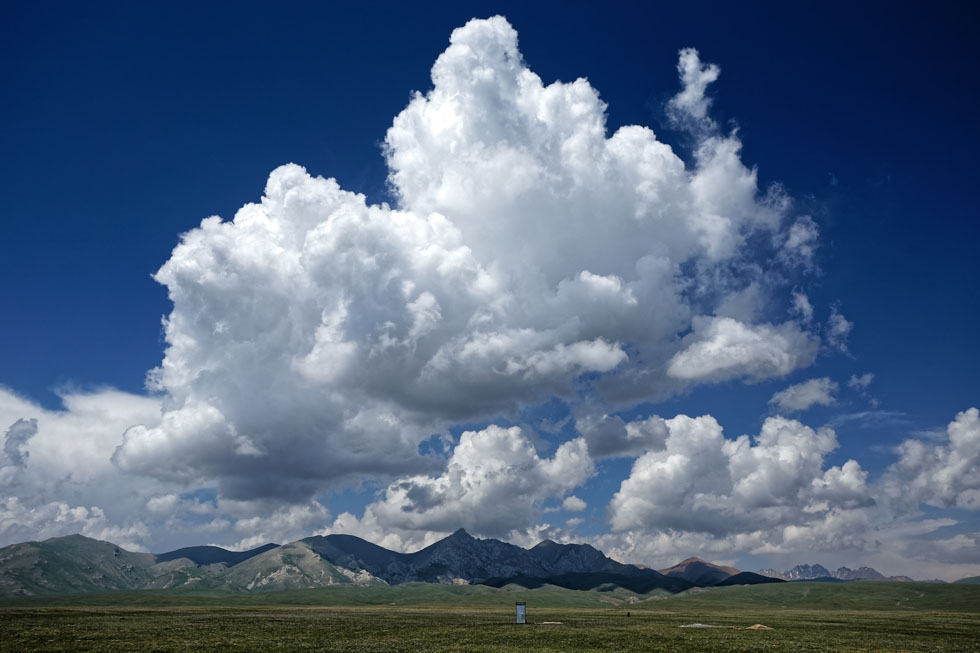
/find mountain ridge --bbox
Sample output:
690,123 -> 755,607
0,530 -> 683,596
15,531 -> 955,597
154,543 -> 279,567
304,529 -> 657,585
758,563 -> 913,582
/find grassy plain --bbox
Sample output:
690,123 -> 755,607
2,583 -> 979,652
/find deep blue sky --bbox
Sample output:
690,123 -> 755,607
1,1 -> 978,561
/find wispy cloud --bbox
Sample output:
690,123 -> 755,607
828,410 -> 909,429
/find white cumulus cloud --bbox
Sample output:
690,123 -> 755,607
0,496 -> 149,552
562,495 -> 587,512
0,386 -> 164,547
667,317 -> 818,383
594,406 -> 980,579
608,414 -> 872,536
769,377 -> 838,413
883,407 -> 980,511
107,16 -> 822,507
327,425 -> 593,551
667,47 -> 720,127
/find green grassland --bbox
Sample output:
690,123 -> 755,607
2,582 -> 979,652
0,582 -> 629,608
654,580 -> 980,612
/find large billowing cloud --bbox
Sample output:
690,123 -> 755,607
110,16 -> 820,505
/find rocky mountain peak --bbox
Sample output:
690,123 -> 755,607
448,528 -> 473,540
658,556 -> 738,585
761,563 -> 894,582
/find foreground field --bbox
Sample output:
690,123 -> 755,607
2,604 -> 979,652
2,583 -> 979,652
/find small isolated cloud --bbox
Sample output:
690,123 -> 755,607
791,291 -> 814,323
667,47 -> 720,128
779,216 -> 820,271
827,306 -> 853,352
769,377 -> 838,413
829,410 -> 908,429
848,372 -> 874,390
562,495 -> 587,512
847,372 -> 877,407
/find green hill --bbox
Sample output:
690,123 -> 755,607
218,541 -> 386,591
954,575 -> 980,584
0,535 -> 155,596
646,580 -> 980,612
0,535 -> 383,596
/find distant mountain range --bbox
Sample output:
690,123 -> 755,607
757,563 -> 919,583
0,530 -> 961,598
1,529 -> 713,597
